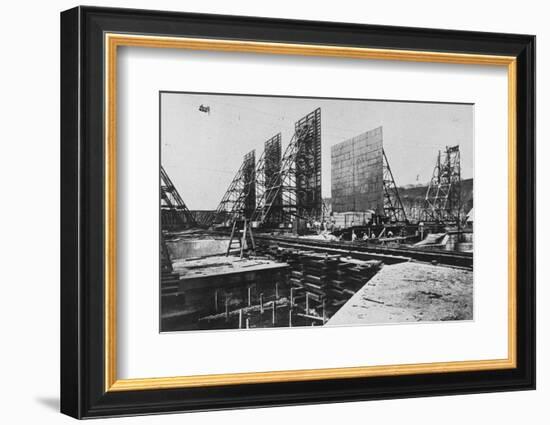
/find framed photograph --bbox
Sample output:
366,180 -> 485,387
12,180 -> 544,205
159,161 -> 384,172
60,6 -> 535,419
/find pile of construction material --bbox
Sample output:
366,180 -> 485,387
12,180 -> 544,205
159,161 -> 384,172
261,246 -> 382,314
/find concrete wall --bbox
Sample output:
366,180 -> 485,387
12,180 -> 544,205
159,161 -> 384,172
331,127 -> 384,214
166,238 -> 230,260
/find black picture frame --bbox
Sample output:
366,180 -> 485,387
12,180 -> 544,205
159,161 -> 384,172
61,5 -> 535,419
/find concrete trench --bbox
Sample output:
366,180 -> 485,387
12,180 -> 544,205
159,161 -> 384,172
161,234 -> 383,332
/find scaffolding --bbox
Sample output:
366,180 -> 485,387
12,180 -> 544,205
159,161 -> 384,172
423,145 -> 462,223
160,165 -> 196,230
382,149 -> 408,223
254,133 -> 283,226
252,108 -> 322,226
208,150 -> 256,226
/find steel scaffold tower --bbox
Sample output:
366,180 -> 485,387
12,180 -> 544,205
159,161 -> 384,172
252,108 -> 322,225
207,150 -> 256,226
205,132 -> 282,228
295,108 -> 322,221
382,149 -> 408,223
254,133 -> 283,226
423,145 -> 462,223
160,165 -> 196,229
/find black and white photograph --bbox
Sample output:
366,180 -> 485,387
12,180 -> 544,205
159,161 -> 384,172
160,92 -> 474,332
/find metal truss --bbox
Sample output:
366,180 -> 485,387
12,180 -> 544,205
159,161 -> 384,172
382,149 -> 408,223
253,133 -> 283,225
423,145 -> 462,223
207,150 -> 256,226
160,165 -> 196,230
252,108 -> 322,225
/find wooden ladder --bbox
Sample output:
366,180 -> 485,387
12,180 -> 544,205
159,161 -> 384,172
226,219 -> 256,258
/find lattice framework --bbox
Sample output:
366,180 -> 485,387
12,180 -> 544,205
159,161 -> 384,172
423,145 -> 462,223
160,165 -> 196,229
382,149 -> 408,223
252,108 -> 322,225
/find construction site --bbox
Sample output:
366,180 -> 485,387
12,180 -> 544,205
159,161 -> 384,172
160,104 -> 473,333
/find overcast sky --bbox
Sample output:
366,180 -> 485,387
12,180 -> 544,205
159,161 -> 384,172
161,92 -> 473,211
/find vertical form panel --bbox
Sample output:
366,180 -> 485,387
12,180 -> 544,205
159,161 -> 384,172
331,127 -> 384,214
294,108 -> 322,220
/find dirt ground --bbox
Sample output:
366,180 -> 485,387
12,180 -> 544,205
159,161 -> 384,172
327,261 -> 473,325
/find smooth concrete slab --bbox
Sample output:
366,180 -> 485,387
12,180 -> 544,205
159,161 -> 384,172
174,256 -> 289,291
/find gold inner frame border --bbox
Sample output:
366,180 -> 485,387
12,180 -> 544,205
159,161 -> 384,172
104,33 -> 517,392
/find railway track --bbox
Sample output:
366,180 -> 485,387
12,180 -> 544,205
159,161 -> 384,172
254,234 -> 473,269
